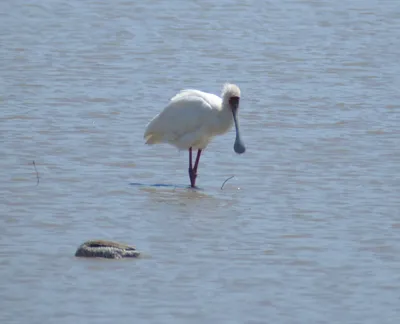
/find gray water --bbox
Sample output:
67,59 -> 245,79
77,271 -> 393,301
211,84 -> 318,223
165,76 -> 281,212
1,0 -> 399,323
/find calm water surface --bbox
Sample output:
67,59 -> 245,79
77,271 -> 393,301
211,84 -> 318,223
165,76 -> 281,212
1,0 -> 399,323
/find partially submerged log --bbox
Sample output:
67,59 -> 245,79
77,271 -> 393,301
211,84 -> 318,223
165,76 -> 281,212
75,240 -> 140,259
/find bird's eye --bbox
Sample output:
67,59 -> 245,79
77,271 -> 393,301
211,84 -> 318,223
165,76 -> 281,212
229,96 -> 240,106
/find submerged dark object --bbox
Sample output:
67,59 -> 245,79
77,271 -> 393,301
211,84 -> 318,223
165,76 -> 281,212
75,240 -> 140,259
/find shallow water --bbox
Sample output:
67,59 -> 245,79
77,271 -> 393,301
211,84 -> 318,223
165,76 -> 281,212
1,0 -> 399,323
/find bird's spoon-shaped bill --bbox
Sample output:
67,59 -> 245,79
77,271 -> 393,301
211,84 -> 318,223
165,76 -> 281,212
232,109 -> 246,154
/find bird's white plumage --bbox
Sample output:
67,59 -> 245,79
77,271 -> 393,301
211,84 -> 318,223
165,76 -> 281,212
144,83 -> 241,150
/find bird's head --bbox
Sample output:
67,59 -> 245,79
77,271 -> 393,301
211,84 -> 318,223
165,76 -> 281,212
222,83 -> 245,154
222,83 -> 241,111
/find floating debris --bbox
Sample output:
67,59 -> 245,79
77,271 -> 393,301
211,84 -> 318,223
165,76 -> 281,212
75,240 -> 140,259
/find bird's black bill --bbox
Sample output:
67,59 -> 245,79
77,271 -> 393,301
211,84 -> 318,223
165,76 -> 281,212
232,108 -> 246,154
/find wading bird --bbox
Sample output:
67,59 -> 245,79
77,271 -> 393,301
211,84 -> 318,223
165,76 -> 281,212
144,83 -> 246,188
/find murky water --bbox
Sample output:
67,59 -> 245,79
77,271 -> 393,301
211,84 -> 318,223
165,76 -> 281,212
1,0 -> 399,323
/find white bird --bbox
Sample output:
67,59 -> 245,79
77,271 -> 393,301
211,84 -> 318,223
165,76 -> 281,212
144,83 -> 246,188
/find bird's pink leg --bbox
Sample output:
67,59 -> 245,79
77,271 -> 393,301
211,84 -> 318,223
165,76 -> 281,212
189,147 -> 193,169
193,150 -> 202,174
188,148 -> 202,188
188,147 -> 195,187
190,149 -> 202,187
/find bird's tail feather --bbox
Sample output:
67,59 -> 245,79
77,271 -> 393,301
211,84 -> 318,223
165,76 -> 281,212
144,134 -> 157,144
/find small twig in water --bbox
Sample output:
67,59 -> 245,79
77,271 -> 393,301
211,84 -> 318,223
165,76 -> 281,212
32,160 -> 39,186
221,176 -> 234,190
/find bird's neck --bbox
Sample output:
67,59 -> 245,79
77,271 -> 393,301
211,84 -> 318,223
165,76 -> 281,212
213,102 -> 234,135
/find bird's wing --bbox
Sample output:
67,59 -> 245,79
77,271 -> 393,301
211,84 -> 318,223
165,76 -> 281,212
144,92 -> 218,145
170,89 -> 221,105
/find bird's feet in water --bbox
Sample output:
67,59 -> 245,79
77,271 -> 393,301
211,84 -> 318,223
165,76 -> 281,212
188,167 -> 198,188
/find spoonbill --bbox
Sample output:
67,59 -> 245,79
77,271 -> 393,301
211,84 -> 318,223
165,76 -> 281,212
144,83 -> 246,188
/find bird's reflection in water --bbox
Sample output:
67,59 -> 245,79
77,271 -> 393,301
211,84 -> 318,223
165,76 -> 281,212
130,182 -> 223,207
129,182 -> 241,229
